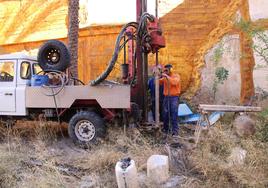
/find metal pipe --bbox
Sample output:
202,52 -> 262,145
155,0 -> 158,18
155,53 -> 160,126
155,0 -> 160,126
143,52 -> 148,122
134,0 -> 148,121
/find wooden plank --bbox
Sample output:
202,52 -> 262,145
199,104 -> 262,112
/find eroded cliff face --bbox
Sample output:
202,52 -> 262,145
0,0 -> 68,45
156,0 -> 241,95
0,0 -> 265,103
156,0 -> 259,103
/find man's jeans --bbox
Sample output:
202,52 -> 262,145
162,96 -> 179,134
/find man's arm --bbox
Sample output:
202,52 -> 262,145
162,74 -> 180,86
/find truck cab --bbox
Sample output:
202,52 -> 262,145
0,53 -> 41,116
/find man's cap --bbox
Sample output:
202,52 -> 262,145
164,64 -> 173,69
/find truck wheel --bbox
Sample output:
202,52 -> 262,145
68,111 -> 106,146
37,40 -> 70,71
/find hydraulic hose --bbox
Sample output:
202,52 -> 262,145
90,13 -> 155,86
90,22 -> 138,86
41,71 -> 68,96
137,13 -> 154,38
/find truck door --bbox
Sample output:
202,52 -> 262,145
0,60 -> 16,112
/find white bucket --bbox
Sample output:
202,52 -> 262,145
147,155 -> 169,183
115,159 -> 139,188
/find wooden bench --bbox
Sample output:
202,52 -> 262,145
194,104 -> 262,145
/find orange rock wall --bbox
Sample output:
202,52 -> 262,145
239,0 -> 255,103
0,0 -> 68,45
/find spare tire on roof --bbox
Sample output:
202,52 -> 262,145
37,40 -> 70,72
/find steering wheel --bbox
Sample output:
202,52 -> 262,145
36,70 -> 46,75
0,71 -> 12,77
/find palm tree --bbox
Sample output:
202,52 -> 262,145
68,0 -> 79,78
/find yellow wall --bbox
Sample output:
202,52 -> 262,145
0,25 -> 122,83
0,0 -> 68,45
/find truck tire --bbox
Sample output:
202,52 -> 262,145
37,40 -> 70,71
68,111 -> 106,146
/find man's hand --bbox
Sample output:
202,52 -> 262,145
162,73 -> 169,78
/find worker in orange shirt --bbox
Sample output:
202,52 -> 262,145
159,64 -> 181,136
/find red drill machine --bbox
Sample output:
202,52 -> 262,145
91,0 -> 165,124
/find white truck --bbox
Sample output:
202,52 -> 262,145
0,43 -> 130,146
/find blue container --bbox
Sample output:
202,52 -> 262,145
31,75 -> 49,86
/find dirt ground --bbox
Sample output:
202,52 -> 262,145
0,113 -> 267,188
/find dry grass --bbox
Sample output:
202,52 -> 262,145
71,127 -> 164,187
0,120 -> 163,187
0,117 -> 267,188
0,141 -> 68,188
190,122 -> 268,188
0,121 -> 73,188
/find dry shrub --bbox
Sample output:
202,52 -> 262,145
19,166 -> 66,188
251,106 -> 268,141
14,120 -> 66,142
0,120 -> 68,147
80,146 -> 124,173
190,124 -> 268,188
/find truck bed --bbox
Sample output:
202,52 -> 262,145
26,84 -> 130,109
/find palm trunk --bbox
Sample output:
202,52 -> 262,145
68,0 -> 79,78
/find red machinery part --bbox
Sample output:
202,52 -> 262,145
147,18 -> 166,53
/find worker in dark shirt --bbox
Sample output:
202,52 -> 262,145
159,64 -> 181,136
148,66 -> 164,121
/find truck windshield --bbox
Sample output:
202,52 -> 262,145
0,61 -> 14,82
